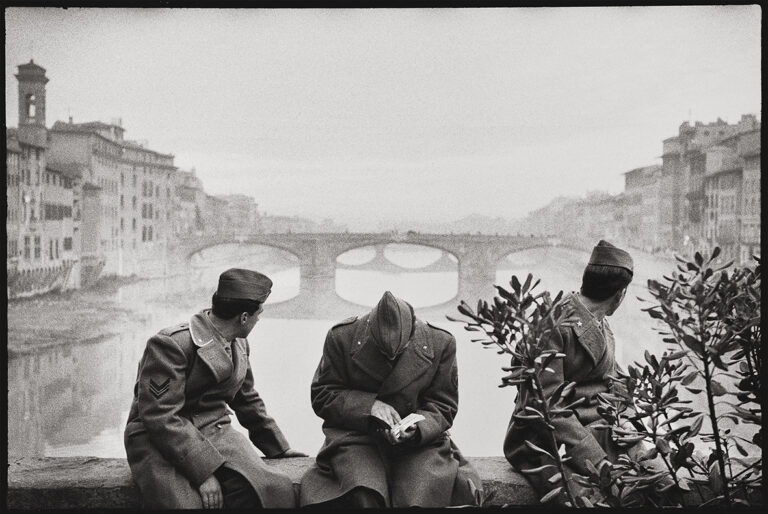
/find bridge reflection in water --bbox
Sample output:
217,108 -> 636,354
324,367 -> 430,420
176,232 -> 553,319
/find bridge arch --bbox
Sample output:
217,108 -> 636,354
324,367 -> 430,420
334,241 -> 460,269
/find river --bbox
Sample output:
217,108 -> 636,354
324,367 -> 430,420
7,245 -> 709,459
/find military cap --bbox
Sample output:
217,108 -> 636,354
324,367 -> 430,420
216,268 -> 272,302
369,291 -> 414,360
588,240 -> 633,273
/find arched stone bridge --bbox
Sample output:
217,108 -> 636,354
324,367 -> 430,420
169,232 -> 553,319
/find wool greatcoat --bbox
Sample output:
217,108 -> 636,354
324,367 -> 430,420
124,310 -> 296,509
299,314 -> 484,508
503,292 -> 626,495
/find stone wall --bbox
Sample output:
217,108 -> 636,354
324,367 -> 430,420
7,456 -> 536,509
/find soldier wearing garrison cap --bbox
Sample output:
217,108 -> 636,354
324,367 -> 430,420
503,240 -> 649,503
124,268 -> 306,509
300,291 -> 484,508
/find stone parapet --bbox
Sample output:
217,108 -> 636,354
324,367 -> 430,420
7,456 -> 536,509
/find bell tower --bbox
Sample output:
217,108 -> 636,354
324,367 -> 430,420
16,59 -> 49,147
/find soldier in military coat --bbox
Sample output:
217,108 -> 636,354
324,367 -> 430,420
504,240 -> 639,500
300,291 -> 484,508
124,268 -> 306,509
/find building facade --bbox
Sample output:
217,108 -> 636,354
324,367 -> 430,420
218,194 -> 262,235
623,165 -> 663,253
7,61 -> 77,298
737,130 -> 761,264
48,119 -> 176,278
171,168 -> 207,238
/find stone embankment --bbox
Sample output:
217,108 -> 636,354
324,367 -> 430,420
7,456 -> 536,509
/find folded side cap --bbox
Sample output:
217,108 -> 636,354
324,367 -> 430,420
588,240 -> 633,273
216,268 -> 272,302
369,291 -> 414,360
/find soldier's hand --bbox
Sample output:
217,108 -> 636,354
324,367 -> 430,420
371,399 -> 401,429
198,474 -> 223,509
386,424 -> 418,445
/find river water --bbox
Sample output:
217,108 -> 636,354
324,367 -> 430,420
7,245 -> 697,459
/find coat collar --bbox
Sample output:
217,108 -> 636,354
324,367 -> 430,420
350,315 -> 434,394
564,292 -> 607,366
189,309 -> 235,383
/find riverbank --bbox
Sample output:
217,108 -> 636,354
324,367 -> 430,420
7,275 -> 147,357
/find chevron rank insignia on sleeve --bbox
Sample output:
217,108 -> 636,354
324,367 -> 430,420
149,377 -> 171,398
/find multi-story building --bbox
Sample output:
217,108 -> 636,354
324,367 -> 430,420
623,165 -> 663,253
6,130 -> 22,270
701,128 -> 762,265
737,130 -> 760,263
171,168 -> 207,238
41,162 -> 77,283
7,61 -> 77,298
660,115 -> 760,252
48,119 -> 176,278
218,194 -> 262,235
703,144 -> 743,263
202,194 -> 231,236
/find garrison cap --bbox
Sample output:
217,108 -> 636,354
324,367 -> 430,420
216,268 -> 272,302
369,291 -> 414,361
588,240 -> 633,273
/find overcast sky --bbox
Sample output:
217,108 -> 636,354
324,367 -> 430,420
5,7 -> 762,230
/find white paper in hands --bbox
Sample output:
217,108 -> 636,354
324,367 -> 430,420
390,413 -> 425,439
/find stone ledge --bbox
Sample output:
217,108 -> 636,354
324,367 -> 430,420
7,456 -> 537,509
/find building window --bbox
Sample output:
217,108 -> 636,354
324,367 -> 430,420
142,226 -> 146,242
133,218 -> 137,230
148,226 -> 153,241
26,94 -> 36,118
34,236 -> 41,259
55,239 -> 59,259
120,195 -> 124,208
132,196 -> 137,209
63,237 -> 72,251
24,236 -> 31,259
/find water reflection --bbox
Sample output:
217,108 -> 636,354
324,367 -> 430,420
12,245 -> 726,459
336,244 -> 458,307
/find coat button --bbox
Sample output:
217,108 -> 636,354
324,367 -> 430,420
423,345 -> 427,350
357,341 -> 361,345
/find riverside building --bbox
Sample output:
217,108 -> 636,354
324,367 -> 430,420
7,61 -> 77,298
48,119 -> 177,279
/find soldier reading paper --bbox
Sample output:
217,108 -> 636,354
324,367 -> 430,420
300,291 -> 484,508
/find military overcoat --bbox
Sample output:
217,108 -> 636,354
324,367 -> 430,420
124,310 -> 296,509
299,314 -> 483,508
504,292 -> 623,489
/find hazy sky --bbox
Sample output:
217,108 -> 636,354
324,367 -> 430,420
5,7 -> 762,230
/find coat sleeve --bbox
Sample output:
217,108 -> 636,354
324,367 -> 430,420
228,342 -> 290,458
412,335 -> 459,446
537,327 -> 608,474
137,334 -> 225,487
310,329 -> 378,433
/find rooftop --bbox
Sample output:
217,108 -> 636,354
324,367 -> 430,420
46,161 -> 86,180
51,120 -> 174,159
